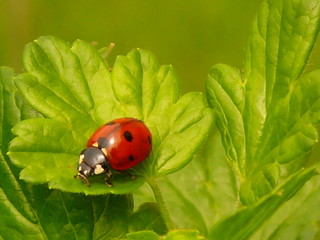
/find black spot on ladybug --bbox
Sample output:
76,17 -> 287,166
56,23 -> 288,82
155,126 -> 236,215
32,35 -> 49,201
124,131 -> 133,142
105,121 -> 116,126
148,135 -> 152,144
128,155 -> 134,161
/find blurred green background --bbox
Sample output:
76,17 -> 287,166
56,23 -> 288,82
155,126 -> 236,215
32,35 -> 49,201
0,0 -> 263,93
1,0 -> 320,92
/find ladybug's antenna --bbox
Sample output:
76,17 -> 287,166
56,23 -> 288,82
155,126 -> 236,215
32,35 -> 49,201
67,165 -> 78,173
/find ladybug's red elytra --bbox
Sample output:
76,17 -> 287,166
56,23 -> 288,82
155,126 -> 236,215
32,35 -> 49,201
75,118 -> 152,187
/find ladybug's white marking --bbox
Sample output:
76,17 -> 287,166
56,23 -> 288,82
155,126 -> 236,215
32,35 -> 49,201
79,154 -> 84,164
101,148 -> 108,156
93,142 -> 98,147
78,166 -> 82,171
84,170 -> 88,175
94,164 -> 104,175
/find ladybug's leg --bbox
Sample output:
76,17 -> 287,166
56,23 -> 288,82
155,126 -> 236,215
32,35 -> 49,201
104,169 -> 113,187
74,173 -> 91,187
118,170 -> 136,180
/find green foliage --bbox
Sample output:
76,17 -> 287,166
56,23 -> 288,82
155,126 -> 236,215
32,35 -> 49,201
209,167 -> 318,240
129,202 -> 167,235
8,36 -> 213,194
0,67 -> 137,240
1,0 -> 320,239
206,0 -> 320,205
126,229 -> 204,240
251,175 -> 320,239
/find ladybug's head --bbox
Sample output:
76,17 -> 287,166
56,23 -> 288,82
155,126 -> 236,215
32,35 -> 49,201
75,147 -> 110,187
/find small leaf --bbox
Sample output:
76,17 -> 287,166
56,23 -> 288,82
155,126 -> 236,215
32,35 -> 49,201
129,202 -> 167,235
126,231 -> 160,240
126,229 -> 205,240
206,64 -> 246,174
9,36 -> 213,194
209,167 -> 319,240
165,229 -> 204,240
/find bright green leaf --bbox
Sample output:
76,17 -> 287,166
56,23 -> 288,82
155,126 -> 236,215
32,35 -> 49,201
126,231 -> 160,240
0,67 -> 135,240
256,70 -> 320,167
243,0 -> 320,163
165,229 -> 204,240
206,64 -> 245,175
126,229 -> 205,240
9,36 -> 213,194
206,0 -> 320,205
245,0 -> 320,167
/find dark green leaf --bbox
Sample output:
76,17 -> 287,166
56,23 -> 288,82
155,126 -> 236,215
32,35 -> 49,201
129,202 -> 167,235
209,167 -> 318,240
251,175 -> 320,240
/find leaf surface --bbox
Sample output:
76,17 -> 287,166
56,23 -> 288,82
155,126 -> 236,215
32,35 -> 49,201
129,202 -> 167,235
251,175 -> 320,240
9,36 -> 213,194
133,130 -> 237,237
0,67 -> 134,240
206,0 -> 320,204
209,167 -> 319,240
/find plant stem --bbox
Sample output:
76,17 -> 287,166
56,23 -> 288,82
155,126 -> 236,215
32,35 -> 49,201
147,177 -> 176,231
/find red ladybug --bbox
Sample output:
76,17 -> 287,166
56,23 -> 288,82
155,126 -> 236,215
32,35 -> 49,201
75,118 -> 152,187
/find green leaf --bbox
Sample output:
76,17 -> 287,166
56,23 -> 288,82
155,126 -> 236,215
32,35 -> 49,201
206,0 -> 320,204
129,202 -> 167,235
126,231 -> 160,240
245,0 -> 320,165
209,167 -> 319,240
255,70 -> 320,167
25,192 -> 133,240
243,0 -> 320,163
165,229 -> 204,240
9,36 -> 213,194
0,67 -> 135,239
251,175 -> 320,240
133,130 -> 237,236
126,229 -> 204,240
0,67 -> 43,239
206,64 -> 245,174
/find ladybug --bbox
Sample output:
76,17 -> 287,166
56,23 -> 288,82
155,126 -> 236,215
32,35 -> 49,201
75,118 -> 152,187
